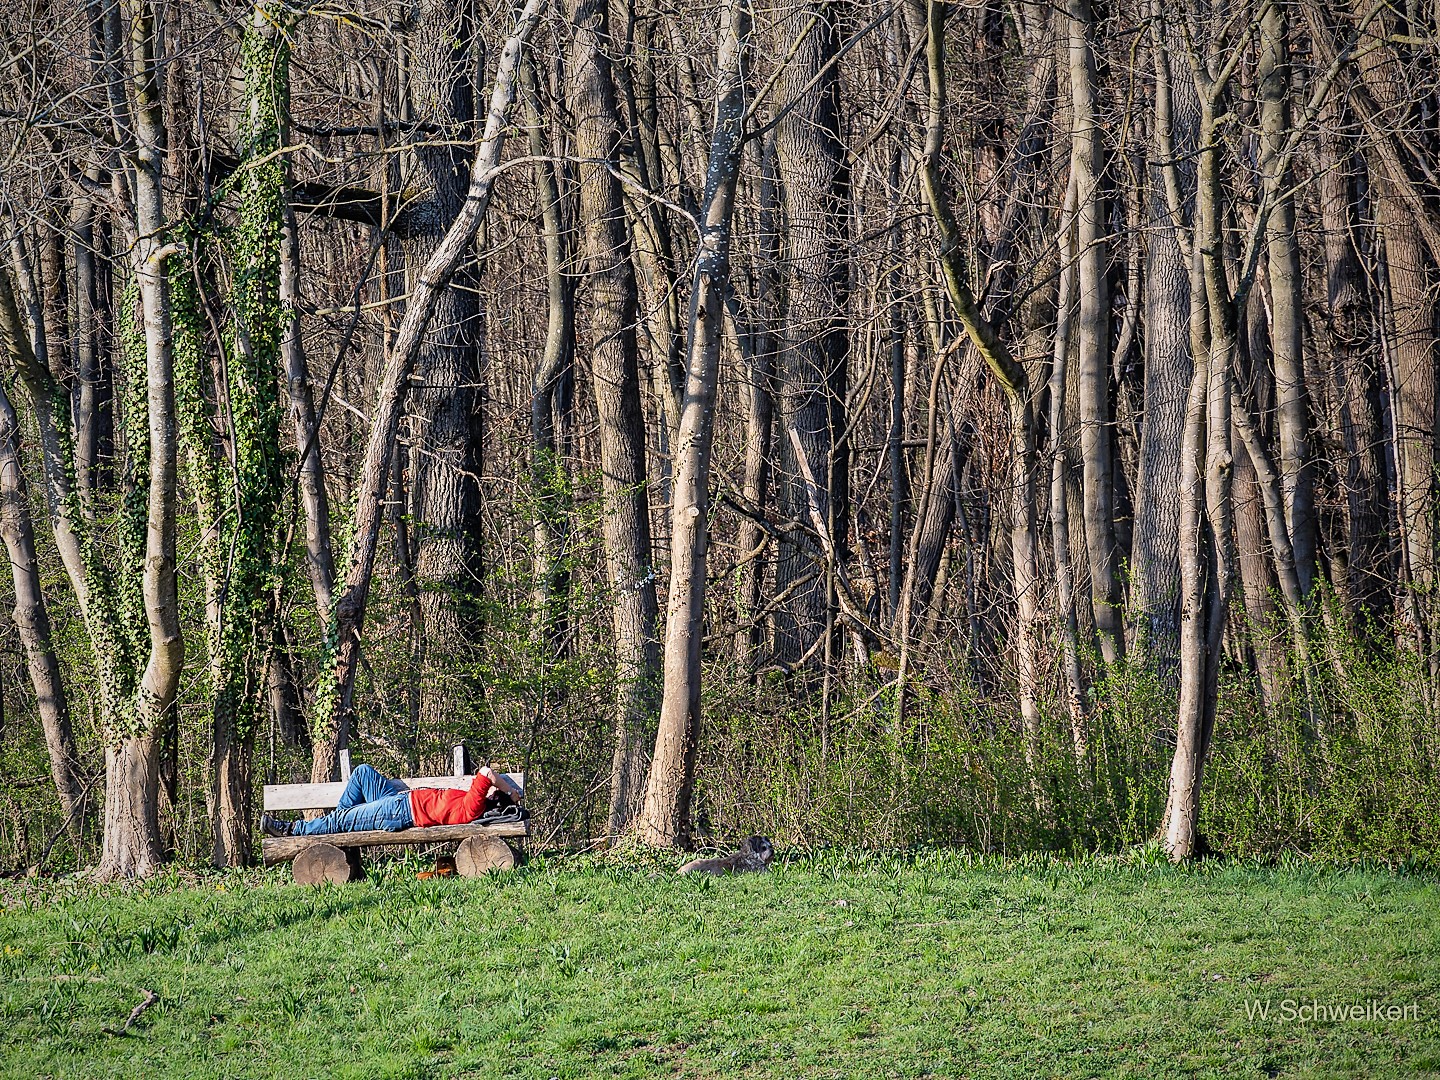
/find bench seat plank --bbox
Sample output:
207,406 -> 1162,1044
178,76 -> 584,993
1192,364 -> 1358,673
262,820 -> 530,866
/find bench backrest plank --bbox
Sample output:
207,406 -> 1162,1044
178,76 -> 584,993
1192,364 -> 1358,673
263,771 -> 525,812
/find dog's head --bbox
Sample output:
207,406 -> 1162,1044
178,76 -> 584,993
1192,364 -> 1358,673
741,835 -> 774,865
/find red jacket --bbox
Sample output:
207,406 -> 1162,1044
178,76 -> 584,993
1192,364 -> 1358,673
409,772 -> 494,828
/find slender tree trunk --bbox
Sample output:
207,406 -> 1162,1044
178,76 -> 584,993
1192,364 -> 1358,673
1049,173 -> 1090,759
1257,3 -> 1316,596
0,374 -> 84,843
733,130 -> 780,670
916,0 -> 1043,782
637,0 -> 750,848
566,0 -> 662,835
1067,0 -> 1123,662
70,189 -> 113,505
521,54 -> 576,659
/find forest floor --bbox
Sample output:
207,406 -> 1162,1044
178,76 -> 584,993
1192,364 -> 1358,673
0,849 -> 1437,1079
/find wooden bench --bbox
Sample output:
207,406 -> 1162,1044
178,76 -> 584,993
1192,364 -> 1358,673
261,747 -> 529,884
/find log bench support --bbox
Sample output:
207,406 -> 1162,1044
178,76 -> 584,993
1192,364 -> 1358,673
262,746 -> 528,884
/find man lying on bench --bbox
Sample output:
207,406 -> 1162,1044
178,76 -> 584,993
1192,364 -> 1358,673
261,763 -> 523,837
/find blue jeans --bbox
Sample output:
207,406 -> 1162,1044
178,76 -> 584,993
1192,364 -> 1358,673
293,764 -> 414,835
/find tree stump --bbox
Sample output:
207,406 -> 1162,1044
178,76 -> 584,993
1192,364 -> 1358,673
292,842 -> 356,885
455,836 -> 516,876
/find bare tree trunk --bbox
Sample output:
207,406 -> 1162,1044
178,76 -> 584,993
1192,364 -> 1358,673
1164,77 -> 1237,860
1134,10 -> 1197,677
70,189 -> 113,505
1233,437 -> 1287,709
520,55 -> 575,659
565,0 -> 662,835
282,199 -> 335,618
1257,3 -> 1316,596
404,0 -> 486,764
1048,173 -> 1090,759
0,355 -> 83,843
733,130 -> 780,670
1316,108 -> 1389,628
916,0 -> 1043,780
637,0 -> 749,848
1067,0 -> 1123,662
774,1 -> 850,672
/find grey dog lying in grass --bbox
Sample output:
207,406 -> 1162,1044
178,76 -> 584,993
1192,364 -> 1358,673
678,836 -> 774,875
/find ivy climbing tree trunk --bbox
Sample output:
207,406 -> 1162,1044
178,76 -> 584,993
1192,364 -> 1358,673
188,3 -> 290,867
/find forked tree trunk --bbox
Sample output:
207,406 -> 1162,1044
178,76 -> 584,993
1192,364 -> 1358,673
1164,83 -> 1237,860
97,0 -> 185,881
637,0 -> 750,848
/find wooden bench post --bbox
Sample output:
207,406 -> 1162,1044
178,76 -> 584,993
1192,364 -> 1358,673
338,748 -> 352,781
453,744 -> 467,778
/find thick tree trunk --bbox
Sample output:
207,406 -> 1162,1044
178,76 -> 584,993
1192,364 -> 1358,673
1316,113 -> 1389,628
1134,12 -> 1197,676
1378,194 -> 1437,657
773,1 -> 850,671
637,0 -> 749,848
404,0 -> 486,763
99,736 -> 163,879
566,0 -> 662,836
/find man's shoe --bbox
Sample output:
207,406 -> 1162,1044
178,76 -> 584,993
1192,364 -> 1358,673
260,814 -> 292,838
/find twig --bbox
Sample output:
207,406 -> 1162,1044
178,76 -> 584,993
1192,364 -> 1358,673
107,988 -> 158,1036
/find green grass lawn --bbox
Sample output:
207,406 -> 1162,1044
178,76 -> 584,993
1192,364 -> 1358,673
1,849 -> 1437,1079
